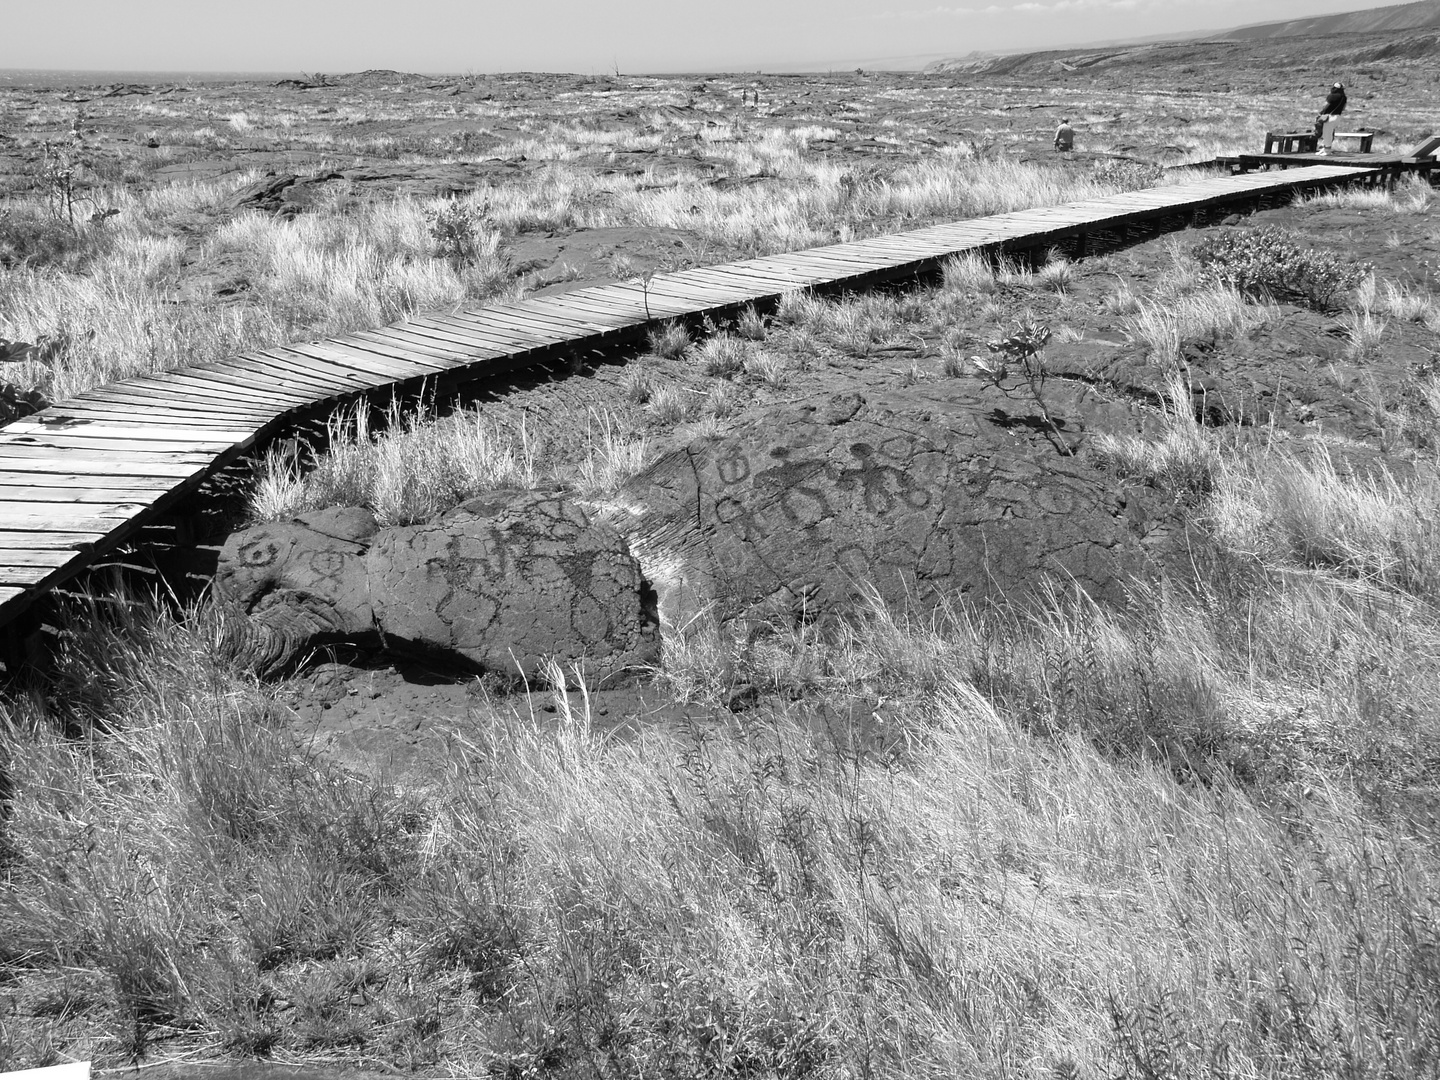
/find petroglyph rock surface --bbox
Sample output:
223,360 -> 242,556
217,388 -> 1169,682
217,492 -> 658,681
609,388 -> 1164,633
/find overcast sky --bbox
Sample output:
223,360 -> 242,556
0,0 -> 1408,73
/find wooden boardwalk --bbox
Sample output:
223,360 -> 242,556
0,162 -> 1377,640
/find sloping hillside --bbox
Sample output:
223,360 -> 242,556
925,27 -> 1440,80
1220,0 -> 1440,40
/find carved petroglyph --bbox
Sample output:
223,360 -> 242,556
217,392 -> 1169,683
217,492 -> 658,683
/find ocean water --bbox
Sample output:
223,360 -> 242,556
0,69 -> 305,89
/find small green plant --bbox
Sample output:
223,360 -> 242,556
40,129 -> 90,231
970,320 -> 1073,454
427,200 -> 489,261
636,268 -> 656,318
1192,225 -> 1369,310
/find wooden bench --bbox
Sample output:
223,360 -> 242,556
1264,131 -> 1318,154
1403,134 -> 1440,160
1330,131 -> 1375,153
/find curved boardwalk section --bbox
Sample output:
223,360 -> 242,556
0,163 -> 1377,632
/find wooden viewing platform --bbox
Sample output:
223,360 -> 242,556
1226,147 -> 1438,182
0,162 -> 1382,655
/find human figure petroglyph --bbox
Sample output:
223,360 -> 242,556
218,393 -> 1172,685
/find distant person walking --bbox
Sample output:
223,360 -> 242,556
1315,82 -> 1346,151
1054,118 -> 1074,152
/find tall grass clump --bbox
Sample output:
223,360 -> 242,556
249,400 -> 649,526
1299,175 -> 1434,215
1125,284 -> 1276,366
1210,443 -> 1440,594
1091,373 -> 1222,496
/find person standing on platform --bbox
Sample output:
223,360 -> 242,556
1315,82 -> 1346,152
1054,117 -> 1074,152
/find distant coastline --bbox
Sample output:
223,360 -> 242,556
0,69 -> 306,88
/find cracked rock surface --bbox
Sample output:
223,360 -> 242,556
609,386 -> 1170,634
217,384 -> 1175,681
217,492 -> 658,683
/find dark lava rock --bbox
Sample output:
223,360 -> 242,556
217,493 -> 658,684
609,386 -> 1169,633
368,490 -> 657,680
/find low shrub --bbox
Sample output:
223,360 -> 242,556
1192,225 -> 1369,310
0,206 -> 108,270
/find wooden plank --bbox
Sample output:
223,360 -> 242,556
535,292 -> 653,316
0,502 -> 148,531
735,261 -> 835,285
318,334 -> 471,372
0,452 -> 209,477
626,277 -> 749,304
0,529 -> 105,547
0,563 -> 66,587
127,370 -> 312,408
355,326 -> 488,361
524,296 -> 639,329
0,549 -> 79,567
390,319 -> 520,353
251,346 -> 405,388
0,470 -> 181,490
72,387 -> 277,418
79,387 -> 283,421
437,307 -> 570,340
405,314 -> 542,351
0,484 -> 173,503
222,352 -> 374,396
568,288 -> 697,318
111,370 -> 291,407
8,417 -> 254,443
190,361 -> 336,401
468,302 -> 602,334
2,432 -> 236,455
282,339 -> 453,378
689,263 -> 825,289
455,314 -> 580,347
765,252 -> 882,276
599,284 -> 726,315
43,394 -> 268,423
776,246 -> 896,268
468,305 -> 605,339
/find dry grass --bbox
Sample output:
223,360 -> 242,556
1210,442 -> 1440,595
5,521 -> 1440,1074
0,181 -> 515,401
1297,176 -> 1435,215
249,399 -> 649,525
1124,285 -> 1276,367
1090,373 -> 1222,496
